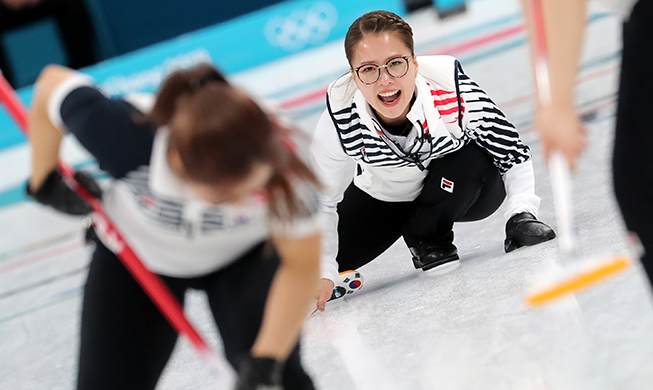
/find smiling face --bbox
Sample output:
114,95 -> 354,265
350,32 -> 418,126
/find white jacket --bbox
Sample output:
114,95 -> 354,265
311,55 -> 541,282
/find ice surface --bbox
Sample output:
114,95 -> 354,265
1,1 -> 651,389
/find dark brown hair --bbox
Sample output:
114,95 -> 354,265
344,10 -> 414,66
145,64 -> 319,220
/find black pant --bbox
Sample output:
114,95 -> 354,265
336,142 -> 506,271
77,242 -> 314,390
613,0 -> 653,285
0,0 -> 97,87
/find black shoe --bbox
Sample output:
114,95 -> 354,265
404,0 -> 433,13
504,212 -> 556,253
436,3 -> 468,20
411,241 -> 460,271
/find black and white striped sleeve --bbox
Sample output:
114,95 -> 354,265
457,69 -> 531,173
310,110 -> 357,283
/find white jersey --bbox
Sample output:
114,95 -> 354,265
49,76 -> 320,278
594,0 -> 638,18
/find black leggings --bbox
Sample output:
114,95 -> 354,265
77,242 -> 314,390
336,142 -> 506,271
613,0 -> 653,284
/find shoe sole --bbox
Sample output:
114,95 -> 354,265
520,232 -> 556,246
425,259 -> 461,275
420,253 -> 460,271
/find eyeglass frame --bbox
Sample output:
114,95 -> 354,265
353,55 -> 415,85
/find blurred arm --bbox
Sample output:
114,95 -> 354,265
28,65 -> 78,190
521,0 -> 588,168
310,111 -> 356,282
251,232 -> 321,359
310,110 -> 357,310
30,64 -> 154,184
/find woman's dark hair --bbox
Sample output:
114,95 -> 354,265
145,63 -> 319,219
344,10 -> 414,66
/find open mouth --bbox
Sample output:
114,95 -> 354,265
378,90 -> 401,106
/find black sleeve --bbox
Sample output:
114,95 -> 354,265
59,86 -> 155,179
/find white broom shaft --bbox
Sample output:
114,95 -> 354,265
528,0 -> 577,254
549,152 -> 576,253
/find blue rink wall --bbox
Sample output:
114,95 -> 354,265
0,0 -> 405,152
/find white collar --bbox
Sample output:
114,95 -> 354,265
415,74 -> 464,138
149,128 -> 206,203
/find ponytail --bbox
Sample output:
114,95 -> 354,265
144,64 -> 227,127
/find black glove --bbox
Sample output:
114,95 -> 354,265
504,212 -> 556,253
235,355 -> 284,390
26,168 -> 102,216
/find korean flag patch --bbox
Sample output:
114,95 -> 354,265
441,178 -> 454,193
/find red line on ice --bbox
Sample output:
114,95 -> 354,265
0,242 -> 86,275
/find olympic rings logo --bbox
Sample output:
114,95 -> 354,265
264,2 -> 338,52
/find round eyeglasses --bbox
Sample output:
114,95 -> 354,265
354,55 -> 414,85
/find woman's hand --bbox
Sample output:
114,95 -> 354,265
535,104 -> 587,171
27,168 -> 102,215
314,278 -> 334,313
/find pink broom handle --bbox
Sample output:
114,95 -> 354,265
0,73 -> 232,375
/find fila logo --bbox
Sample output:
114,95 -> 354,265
441,178 -> 454,193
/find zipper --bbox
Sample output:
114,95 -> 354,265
370,117 -> 434,171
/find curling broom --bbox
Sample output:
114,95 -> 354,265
523,0 -> 633,307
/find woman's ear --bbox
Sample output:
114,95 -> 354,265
413,56 -> 419,74
350,67 -> 363,88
